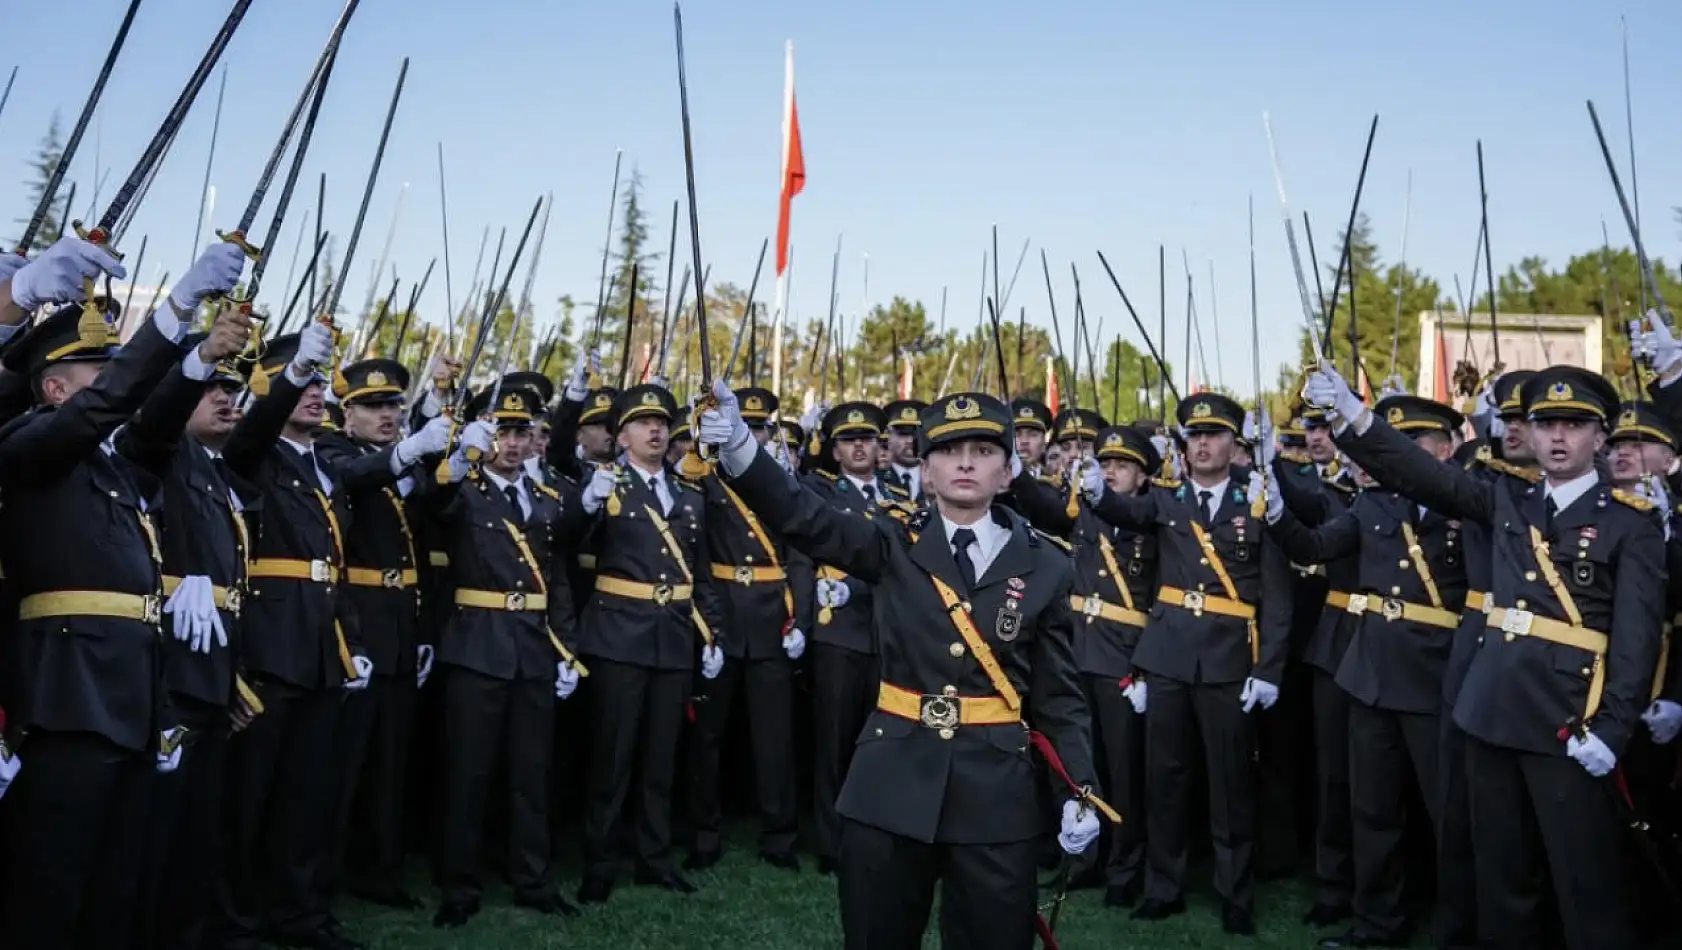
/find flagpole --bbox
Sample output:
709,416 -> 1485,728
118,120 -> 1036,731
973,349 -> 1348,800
771,39 -> 795,396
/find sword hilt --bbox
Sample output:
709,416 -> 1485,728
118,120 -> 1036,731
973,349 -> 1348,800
215,228 -> 264,263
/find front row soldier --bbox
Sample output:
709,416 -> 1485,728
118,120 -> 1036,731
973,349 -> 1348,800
1304,361 -> 1663,950
1076,392 -> 1291,936
696,384 -> 1108,950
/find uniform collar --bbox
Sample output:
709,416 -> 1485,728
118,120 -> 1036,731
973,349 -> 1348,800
1544,469 -> 1599,513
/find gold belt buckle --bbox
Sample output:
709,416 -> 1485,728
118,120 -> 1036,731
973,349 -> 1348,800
1346,593 -> 1369,616
919,695 -> 960,730
734,565 -> 754,586
225,588 -> 243,616
1381,598 -> 1405,622
504,591 -> 527,611
653,583 -> 674,606
381,568 -> 403,589
1181,590 -> 1205,614
1081,596 -> 1103,620
309,559 -> 330,583
142,594 -> 162,626
1502,608 -> 1533,637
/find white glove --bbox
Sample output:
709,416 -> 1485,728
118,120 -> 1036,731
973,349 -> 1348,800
1249,469 -> 1283,523
0,743 -> 21,800
697,378 -> 752,451
1057,799 -> 1101,854
459,420 -> 496,456
701,643 -> 724,680
1643,700 -> 1682,745
580,462 -> 618,514
784,626 -> 806,660
0,251 -> 26,284
290,319 -> 335,375
1304,360 -> 1363,422
1380,374 -> 1406,398
555,661 -> 580,699
1149,434 -> 1170,462
169,241 -> 247,312
564,348 -> 600,400
397,414 -> 454,466
1632,311 -> 1682,380
1565,731 -> 1616,777
1122,678 -> 1147,714
1474,380 -> 1499,419
1009,450 -> 1023,480
156,727 -> 186,773
800,402 -> 827,433
1253,408 -> 1277,470
416,644 -> 435,688
163,575 -> 227,655
1635,474 -> 1671,519
1240,677 -> 1279,713
1079,456 -> 1105,503
816,578 -> 851,609
345,654 -> 373,691
7,234 -> 127,310
1488,412 -> 1507,440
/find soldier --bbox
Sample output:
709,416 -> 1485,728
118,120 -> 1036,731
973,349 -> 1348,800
562,382 -> 727,904
0,238 -> 246,949
1265,394 -> 1471,948
219,320 -> 373,950
426,383 -> 583,927
1307,362 -> 1661,950
668,405 -> 694,466
696,385 -> 1107,950
1052,408 -> 1105,464
776,418 -> 805,474
1606,400 -> 1677,490
1011,398 -> 1053,475
881,398 -> 927,501
314,359 -> 452,910
685,386 -> 811,871
1079,391 -> 1292,935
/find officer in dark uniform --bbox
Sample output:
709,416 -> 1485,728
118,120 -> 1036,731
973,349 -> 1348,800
777,418 -> 805,472
1011,398 -> 1053,475
803,401 -> 904,875
1052,407 -> 1106,465
562,382 -> 727,904
1011,424 -> 1161,908
1267,394 -> 1470,947
0,242 -> 248,949
698,386 -> 1108,950
219,323 -> 373,950
502,370 -> 566,491
1312,362 -> 1661,950
668,405 -> 694,466
1083,391 -> 1293,935
881,398 -> 928,501
425,382 -> 583,927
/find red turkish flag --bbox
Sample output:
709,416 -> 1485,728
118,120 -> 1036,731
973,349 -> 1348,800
775,44 -> 804,276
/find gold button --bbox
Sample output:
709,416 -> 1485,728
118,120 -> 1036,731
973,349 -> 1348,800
1391,587 -> 1401,596
1580,667 -> 1592,677
1524,571 -> 1537,582
942,685 -> 957,697
515,581 -> 524,589
660,548 -> 668,556
1399,560 -> 1410,569
874,728 -> 883,737
1097,569 -> 1107,577
962,601 -> 973,612
949,643 -> 965,657
1516,599 -> 1527,609
1504,633 -> 1515,642
1578,538 -> 1590,548
1199,558 -> 1209,566
938,727 -> 955,740
745,554 -> 755,564
109,490 -> 119,498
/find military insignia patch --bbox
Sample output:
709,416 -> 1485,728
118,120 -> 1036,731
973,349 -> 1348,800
996,600 -> 1021,641
1618,408 -> 1639,429
641,391 -> 660,407
745,395 -> 764,412
1547,382 -> 1573,402
1573,561 -> 1595,587
1387,407 -> 1405,424
367,370 -> 388,388
945,397 -> 981,421
1192,402 -> 1212,419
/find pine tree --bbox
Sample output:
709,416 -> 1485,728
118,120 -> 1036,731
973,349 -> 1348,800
15,113 -> 66,251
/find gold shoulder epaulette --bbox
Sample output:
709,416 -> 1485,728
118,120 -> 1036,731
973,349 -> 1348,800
1035,529 -> 1072,552
533,482 -> 562,502
1278,449 -> 1310,465
814,469 -> 838,482
1612,488 -> 1656,512
1151,477 -> 1181,490
1037,473 -> 1063,487
1487,458 -> 1542,483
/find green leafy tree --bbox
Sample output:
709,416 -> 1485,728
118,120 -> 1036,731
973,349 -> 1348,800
14,113 -> 65,251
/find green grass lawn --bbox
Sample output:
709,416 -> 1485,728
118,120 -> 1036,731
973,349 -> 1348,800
340,828 -> 1426,949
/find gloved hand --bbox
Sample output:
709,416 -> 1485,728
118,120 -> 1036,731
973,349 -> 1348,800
1631,311 -> 1682,381
396,414 -> 454,466
1253,408 -> 1277,470
169,241 -> 247,313
345,655 -> 373,691
459,420 -> 496,458
697,378 -> 752,452
1251,469 -> 1283,523
0,251 -> 27,284
1635,474 -> 1672,529
7,234 -> 127,310
580,462 -> 618,514
290,319 -> 335,376
784,627 -> 806,660
1240,677 -> 1279,713
1079,456 -> 1105,503
1475,379 -> 1499,420
1009,450 -> 1023,480
1643,700 -> 1682,745
564,348 -> 600,401
163,575 -> 227,654
1149,434 -> 1170,463
1566,730 -> 1616,776
1057,799 -> 1101,854
1304,360 -> 1364,422
0,741 -> 20,801
800,402 -> 827,433
157,727 -> 187,773
555,661 -> 580,700
816,578 -> 850,610
1122,678 -> 1147,715
1380,374 -> 1407,398
701,644 -> 724,680
417,644 -> 435,689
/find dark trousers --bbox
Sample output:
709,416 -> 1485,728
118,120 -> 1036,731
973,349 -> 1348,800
582,658 -> 688,880
1077,673 -> 1145,890
135,699 -> 230,950
1311,668 -> 1354,911
811,645 -> 879,861
1256,658 -> 1312,876
1465,735 -> 1638,950
438,666 -> 555,907
1347,701 -> 1439,940
0,732 -> 151,950
1436,706 -> 1478,949
838,819 -> 1037,950
1143,676 -> 1256,909
319,682 -> 376,905
340,676 -> 416,895
687,652 -> 799,856
216,683 -> 341,947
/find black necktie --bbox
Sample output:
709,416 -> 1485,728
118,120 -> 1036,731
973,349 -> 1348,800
1544,495 -> 1558,535
951,528 -> 978,594
862,483 -> 875,502
505,485 -> 524,524
1197,490 -> 1214,525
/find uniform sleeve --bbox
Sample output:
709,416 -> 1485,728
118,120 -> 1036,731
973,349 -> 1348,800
115,363 -> 208,479
1009,471 -> 1079,538
1273,459 -> 1336,526
1027,567 -> 1097,792
546,395 -> 587,480
223,374 -> 305,481
787,546 -> 816,634
1598,514 -> 1667,757
1090,484 -> 1160,531
1270,505 -> 1361,566
1254,526 -> 1295,687
1337,415 -> 1495,525
545,508 -> 580,655
316,435 -> 404,491
724,443 -> 894,585
690,498 -> 729,650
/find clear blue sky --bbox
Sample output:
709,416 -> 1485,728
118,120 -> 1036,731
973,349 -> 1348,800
3,0 -> 1680,397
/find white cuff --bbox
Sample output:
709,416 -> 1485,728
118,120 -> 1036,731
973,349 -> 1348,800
1347,407 -> 1373,437
180,347 -> 215,381
721,435 -> 761,478
419,389 -> 442,418
151,302 -> 188,345
390,446 -> 411,475
284,362 -> 314,388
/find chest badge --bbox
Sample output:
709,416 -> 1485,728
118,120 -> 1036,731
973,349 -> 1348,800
1573,561 -> 1595,587
997,597 -> 1022,641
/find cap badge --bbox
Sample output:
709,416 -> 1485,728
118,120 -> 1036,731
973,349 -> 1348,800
1387,407 -> 1405,424
594,394 -> 611,408
1191,402 -> 1212,419
1018,406 -> 1033,418
1618,409 -> 1639,429
366,370 -> 387,388
641,391 -> 661,407
847,409 -> 866,424
945,397 -> 981,421
1548,382 -> 1573,402
744,395 -> 764,412
900,407 -> 920,422
501,393 -> 521,411
1104,432 -> 1123,448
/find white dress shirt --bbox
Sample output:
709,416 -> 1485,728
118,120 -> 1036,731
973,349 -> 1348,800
280,436 -> 334,493
943,513 -> 1009,582
893,462 -> 922,499
1187,476 -> 1230,522
1544,469 -> 1599,514
626,459 -> 674,514
844,472 -> 879,500
484,468 -> 532,521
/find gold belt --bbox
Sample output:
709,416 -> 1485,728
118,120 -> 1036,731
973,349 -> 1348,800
1068,594 -> 1148,628
345,567 -> 419,590
876,682 -> 1020,735
1326,590 -> 1352,611
248,558 -> 338,584
709,563 -> 787,585
596,575 -> 692,606
427,551 -> 449,568
1485,605 -> 1608,721
454,589 -> 549,612
20,590 -> 162,625
1343,592 -> 1460,630
1157,585 -> 1255,620
161,575 -> 243,616
577,553 -> 598,570
1465,590 -> 1488,613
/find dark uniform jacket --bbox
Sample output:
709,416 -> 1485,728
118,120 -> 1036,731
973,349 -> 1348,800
700,467 -> 815,660
1090,469 -> 1293,687
800,470 -> 907,656
555,460 -> 727,672
1273,455 -> 1359,676
0,320 -> 191,752
1339,418 -> 1664,757
726,449 -> 1094,846
423,468 -> 576,681
316,432 -> 423,680
223,374 -> 363,691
